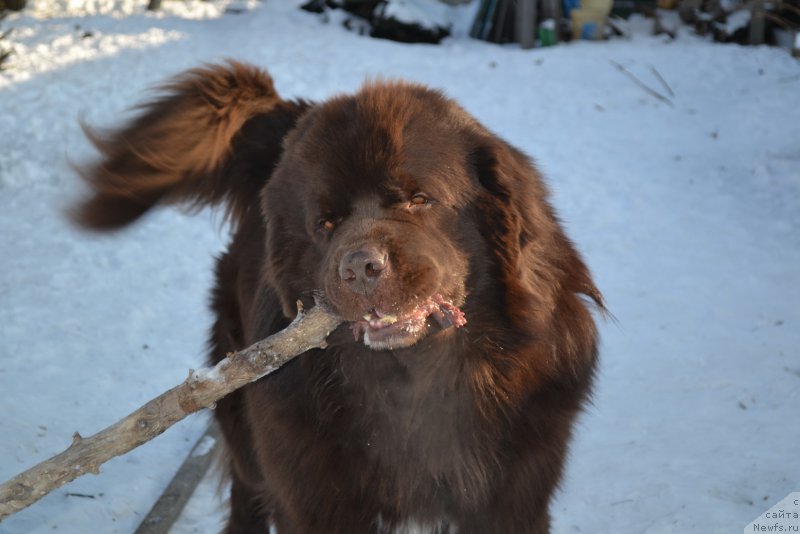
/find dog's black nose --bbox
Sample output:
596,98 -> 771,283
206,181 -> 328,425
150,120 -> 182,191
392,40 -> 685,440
339,246 -> 388,294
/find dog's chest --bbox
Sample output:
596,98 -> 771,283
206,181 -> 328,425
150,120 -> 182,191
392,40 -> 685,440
336,346 -> 474,477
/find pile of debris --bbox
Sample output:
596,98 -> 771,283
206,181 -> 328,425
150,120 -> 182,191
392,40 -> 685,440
0,0 -> 25,12
679,0 -> 800,50
301,0 -> 455,44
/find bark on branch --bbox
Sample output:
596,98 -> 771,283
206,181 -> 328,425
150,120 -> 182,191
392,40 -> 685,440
0,295 -> 342,521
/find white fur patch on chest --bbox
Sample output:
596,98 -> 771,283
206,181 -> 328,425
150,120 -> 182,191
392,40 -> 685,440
376,515 -> 456,534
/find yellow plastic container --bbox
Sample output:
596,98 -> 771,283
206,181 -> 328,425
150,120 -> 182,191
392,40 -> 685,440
571,0 -> 612,39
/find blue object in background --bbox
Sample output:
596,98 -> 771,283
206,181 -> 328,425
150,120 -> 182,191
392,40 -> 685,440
563,0 -> 580,18
581,21 -> 598,39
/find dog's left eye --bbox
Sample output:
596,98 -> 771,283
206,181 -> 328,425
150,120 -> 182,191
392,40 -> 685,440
410,193 -> 429,207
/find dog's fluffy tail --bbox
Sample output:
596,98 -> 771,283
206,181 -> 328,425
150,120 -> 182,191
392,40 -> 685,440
72,61 -> 309,231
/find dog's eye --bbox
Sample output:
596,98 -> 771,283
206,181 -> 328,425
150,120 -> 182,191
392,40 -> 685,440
410,194 -> 429,206
318,218 -> 336,232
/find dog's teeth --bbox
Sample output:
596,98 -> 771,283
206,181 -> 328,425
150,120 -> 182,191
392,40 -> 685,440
363,314 -> 372,321
380,314 -> 398,325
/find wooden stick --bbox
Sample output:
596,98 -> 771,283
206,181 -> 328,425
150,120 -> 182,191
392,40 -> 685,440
0,296 -> 342,521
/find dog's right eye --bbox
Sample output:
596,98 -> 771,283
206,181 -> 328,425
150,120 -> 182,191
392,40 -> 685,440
317,218 -> 337,233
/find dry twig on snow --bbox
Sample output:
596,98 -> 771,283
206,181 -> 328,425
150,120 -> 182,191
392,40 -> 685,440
610,60 -> 674,106
649,65 -> 675,98
0,295 -> 342,521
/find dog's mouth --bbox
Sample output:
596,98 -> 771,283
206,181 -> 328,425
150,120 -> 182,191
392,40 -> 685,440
351,294 -> 466,350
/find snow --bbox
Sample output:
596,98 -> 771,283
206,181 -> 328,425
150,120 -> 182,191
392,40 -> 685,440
717,9 -> 751,36
1,1 -> 799,533
190,359 -> 227,383
189,435 -> 216,459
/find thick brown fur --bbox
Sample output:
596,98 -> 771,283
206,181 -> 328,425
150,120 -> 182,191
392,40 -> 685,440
73,62 -> 603,534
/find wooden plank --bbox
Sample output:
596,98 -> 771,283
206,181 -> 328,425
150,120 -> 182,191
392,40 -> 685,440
749,0 -> 765,45
517,0 -> 538,48
134,423 -> 222,534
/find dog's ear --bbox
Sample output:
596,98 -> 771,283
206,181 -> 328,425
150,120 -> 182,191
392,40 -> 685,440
469,136 -> 604,320
71,61 -> 311,231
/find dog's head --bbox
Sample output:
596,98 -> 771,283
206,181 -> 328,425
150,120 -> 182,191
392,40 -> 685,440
261,83 -> 473,350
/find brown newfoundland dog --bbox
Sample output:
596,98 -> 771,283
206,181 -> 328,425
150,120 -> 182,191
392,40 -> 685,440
73,62 -> 603,534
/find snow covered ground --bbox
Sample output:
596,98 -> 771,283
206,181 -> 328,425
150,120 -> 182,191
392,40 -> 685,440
1,1 -> 799,532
